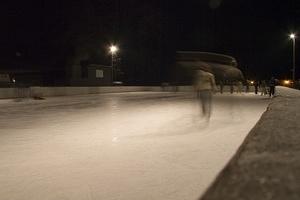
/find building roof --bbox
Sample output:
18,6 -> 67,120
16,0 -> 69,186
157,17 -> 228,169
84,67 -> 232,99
176,51 -> 238,67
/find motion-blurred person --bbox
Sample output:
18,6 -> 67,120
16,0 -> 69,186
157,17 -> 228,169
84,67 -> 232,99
245,81 -> 250,93
194,69 -> 217,121
269,77 -> 276,97
237,81 -> 243,93
260,80 -> 267,96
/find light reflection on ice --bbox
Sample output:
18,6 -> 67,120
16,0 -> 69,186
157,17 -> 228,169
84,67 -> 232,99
112,137 -> 119,143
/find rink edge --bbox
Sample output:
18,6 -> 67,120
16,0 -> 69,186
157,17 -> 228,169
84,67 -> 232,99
198,86 -> 300,200
0,85 -> 256,99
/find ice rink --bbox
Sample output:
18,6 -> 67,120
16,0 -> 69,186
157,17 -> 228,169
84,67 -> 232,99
0,92 -> 270,200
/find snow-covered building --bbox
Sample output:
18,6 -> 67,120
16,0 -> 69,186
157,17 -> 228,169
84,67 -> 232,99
175,51 -> 244,83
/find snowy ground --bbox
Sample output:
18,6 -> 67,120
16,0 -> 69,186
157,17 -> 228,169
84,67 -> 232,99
199,87 -> 300,200
0,92 -> 270,200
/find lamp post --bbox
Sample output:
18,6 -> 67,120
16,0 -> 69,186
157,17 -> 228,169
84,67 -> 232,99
109,45 -> 118,82
290,33 -> 296,85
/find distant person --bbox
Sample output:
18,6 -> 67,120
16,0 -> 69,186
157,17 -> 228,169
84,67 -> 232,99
254,81 -> 259,94
219,80 -> 224,94
237,81 -> 243,93
260,80 -> 267,96
194,69 -> 217,121
269,77 -> 276,97
245,81 -> 250,93
230,82 -> 234,94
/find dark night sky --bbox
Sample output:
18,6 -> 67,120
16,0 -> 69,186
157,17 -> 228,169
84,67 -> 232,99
1,0 -> 300,84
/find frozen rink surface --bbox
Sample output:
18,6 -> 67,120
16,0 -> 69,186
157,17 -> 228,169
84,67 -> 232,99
0,92 -> 270,200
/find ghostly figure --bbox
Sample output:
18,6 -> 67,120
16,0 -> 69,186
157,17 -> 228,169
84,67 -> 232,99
194,69 -> 217,121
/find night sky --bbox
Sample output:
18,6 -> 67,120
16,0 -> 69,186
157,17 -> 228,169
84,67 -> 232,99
1,0 -> 300,84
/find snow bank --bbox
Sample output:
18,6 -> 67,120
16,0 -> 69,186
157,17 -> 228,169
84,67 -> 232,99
199,86 -> 300,200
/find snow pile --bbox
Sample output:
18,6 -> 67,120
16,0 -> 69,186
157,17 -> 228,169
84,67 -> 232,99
200,87 -> 300,200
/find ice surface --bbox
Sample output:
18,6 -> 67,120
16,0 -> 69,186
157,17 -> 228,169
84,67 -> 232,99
0,92 -> 270,200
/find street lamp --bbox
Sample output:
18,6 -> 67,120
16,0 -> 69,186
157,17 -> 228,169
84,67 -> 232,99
109,45 -> 118,82
290,33 -> 296,85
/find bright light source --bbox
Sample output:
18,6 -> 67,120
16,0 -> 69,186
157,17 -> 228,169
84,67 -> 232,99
290,33 -> 296,39
109,45 -> 118,54
250,81 -> 254,84
284,80 -> 290,85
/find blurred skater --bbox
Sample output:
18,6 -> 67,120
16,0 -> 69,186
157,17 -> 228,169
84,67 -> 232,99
260,80 -> 267,96
245,80 -> 250,93
269,77 -> 276,97
237,81 -> 243,93
194,69 -> 216,121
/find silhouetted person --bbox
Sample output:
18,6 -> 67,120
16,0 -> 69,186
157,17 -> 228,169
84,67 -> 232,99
254,81 -> 259,94
194,69 -> 216,121
245,81 -> 250,93
230,82 -> 234,94
269,77 -> 276,97
219,80 -> 224,94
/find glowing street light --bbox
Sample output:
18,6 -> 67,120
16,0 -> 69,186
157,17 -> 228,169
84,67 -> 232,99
290,33 -> 296,85
109,45 -> 118,82
284,80 -> 291,85
109,45 -> 118,55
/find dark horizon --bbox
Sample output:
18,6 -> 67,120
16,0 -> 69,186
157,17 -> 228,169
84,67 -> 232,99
1,0 -> 300,84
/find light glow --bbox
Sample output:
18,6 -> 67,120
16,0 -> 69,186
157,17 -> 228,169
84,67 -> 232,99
283,80 -> 291,85
290,33 -> 296,39
109,45 -> 118,54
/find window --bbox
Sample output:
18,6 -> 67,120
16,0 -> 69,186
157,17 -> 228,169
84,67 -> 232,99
96,70 -> 104,78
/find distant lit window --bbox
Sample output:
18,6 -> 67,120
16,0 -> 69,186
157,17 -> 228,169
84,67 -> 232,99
96,70 -> 104,78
